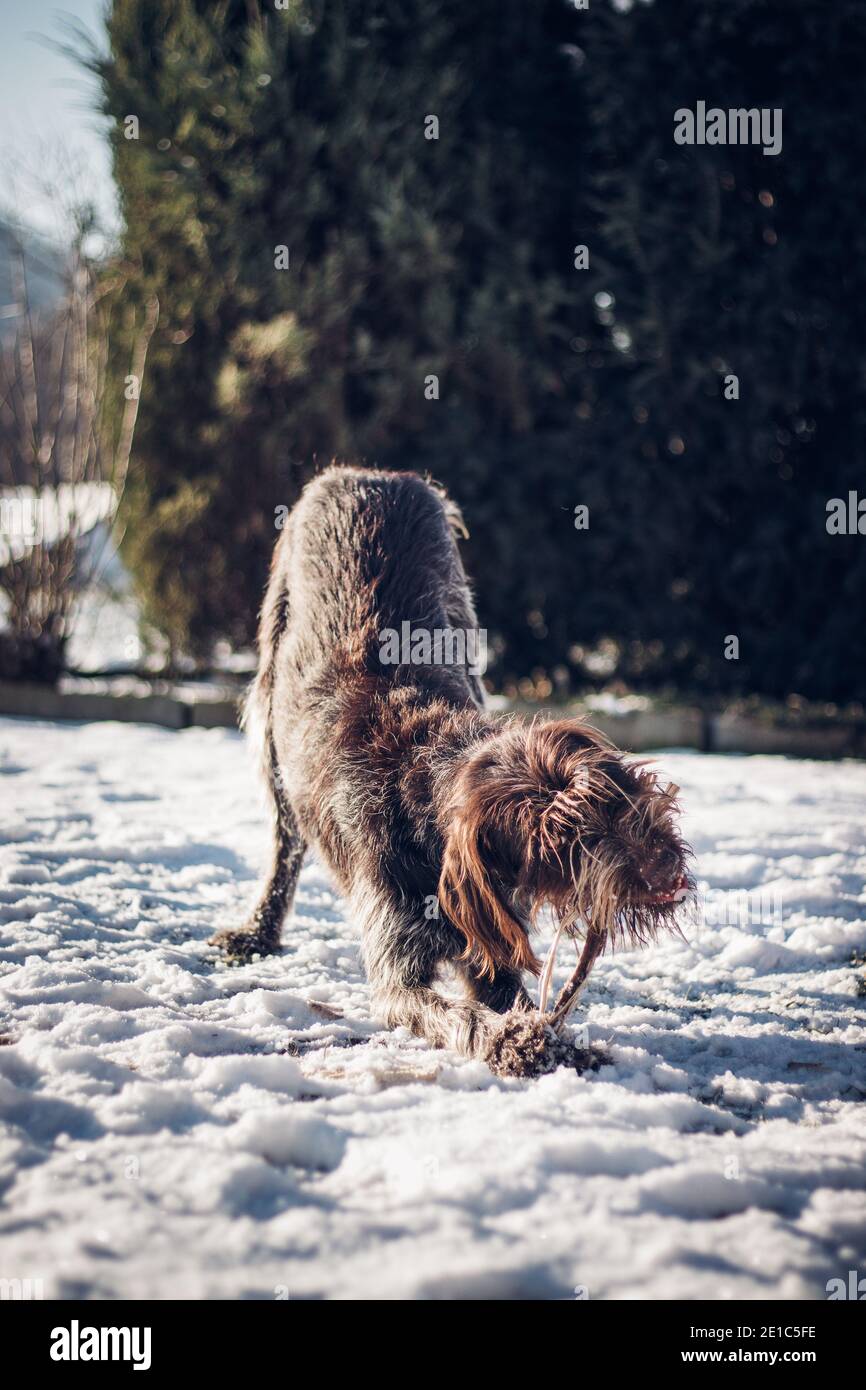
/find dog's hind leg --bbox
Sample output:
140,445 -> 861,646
211,795 -> 305,963
211,527 -> 305,963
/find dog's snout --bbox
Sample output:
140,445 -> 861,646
640,843 -> 681,891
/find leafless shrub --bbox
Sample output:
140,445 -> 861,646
0,231 -> 157,682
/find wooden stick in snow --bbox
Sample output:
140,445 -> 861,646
547,927 -> 606,1034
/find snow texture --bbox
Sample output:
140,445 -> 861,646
1,717 -> 865,1300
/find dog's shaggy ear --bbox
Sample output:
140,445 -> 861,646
438,798 -> 541,981
436,722 -> 603,980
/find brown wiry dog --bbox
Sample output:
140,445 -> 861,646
211,466 -> 692,1076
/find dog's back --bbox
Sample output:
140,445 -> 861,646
256,466 -> 483,712
276,466 -> 473,664
242,465 -> 483,848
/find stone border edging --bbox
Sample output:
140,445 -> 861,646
0,681 -> 863,759
0,681 -> 238,731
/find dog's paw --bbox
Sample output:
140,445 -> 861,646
209,926 -> 271,964
485,1010 -> 597,1079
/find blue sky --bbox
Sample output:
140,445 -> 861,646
0,0 -> 116,240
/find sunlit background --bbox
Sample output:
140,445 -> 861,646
1,0 -> 864,723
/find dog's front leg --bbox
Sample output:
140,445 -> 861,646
462,963 -> 534,1015
373,980 -> 505,1060
356,887 -> 503,1060
356,887 -> 558,1075
372,974 -> 562,1079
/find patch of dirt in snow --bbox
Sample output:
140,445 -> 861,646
0,718 -> 865,1300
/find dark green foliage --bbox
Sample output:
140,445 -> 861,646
564,0 -> 866,702
94,0 -> 866,698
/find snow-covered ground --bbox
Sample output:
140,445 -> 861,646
1,717 -> 865,1301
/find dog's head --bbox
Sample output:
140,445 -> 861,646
438,719 -> 693,979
